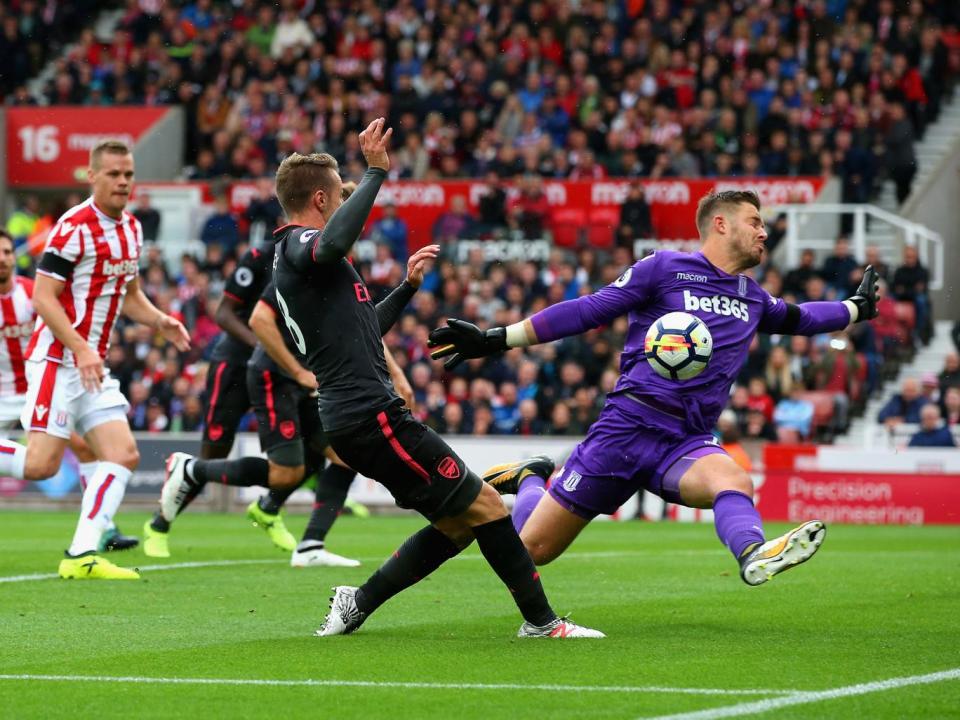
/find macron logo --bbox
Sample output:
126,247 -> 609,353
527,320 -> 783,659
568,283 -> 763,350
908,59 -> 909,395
35,404 -> 48,421
102,259 -> 139,277
683,289 -> 750,322
676,272 -> 708,283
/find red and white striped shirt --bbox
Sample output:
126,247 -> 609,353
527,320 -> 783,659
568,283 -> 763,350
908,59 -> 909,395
0,276 -> 35,397
26,197 -> 143,367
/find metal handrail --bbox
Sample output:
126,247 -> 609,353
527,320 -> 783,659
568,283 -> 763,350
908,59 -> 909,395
768,203 -> 944,291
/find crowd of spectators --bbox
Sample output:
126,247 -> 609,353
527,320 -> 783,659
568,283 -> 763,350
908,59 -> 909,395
2,0 -> 957,204
0,0 -> 101,99
3,0 -> 957,443
877,353 -> 960,447
2,187 -> 942,443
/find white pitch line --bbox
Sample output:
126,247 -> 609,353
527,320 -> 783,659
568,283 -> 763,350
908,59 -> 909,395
0,559 -> 283,584
0,550 -> 703,585
0,673 -> 795,696
643,667 -> 960,720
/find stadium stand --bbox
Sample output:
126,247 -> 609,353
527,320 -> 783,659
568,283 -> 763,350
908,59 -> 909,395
3,0 -> 957,440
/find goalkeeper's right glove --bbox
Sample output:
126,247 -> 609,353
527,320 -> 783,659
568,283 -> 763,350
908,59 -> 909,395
427,318 -> 508,370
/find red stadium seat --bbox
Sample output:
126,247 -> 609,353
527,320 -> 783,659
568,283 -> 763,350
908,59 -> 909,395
798,391 -> 835,435
587,207 -> 620,249
549,208 -> 586,247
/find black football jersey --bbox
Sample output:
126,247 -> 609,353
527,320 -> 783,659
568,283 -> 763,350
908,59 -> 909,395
209,242 -> 275,363
247,280 -> 301,379
272,168 -> 401,432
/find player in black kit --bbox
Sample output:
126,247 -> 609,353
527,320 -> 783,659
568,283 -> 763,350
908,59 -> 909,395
272,118 -> 604,639
143,238 -> 277,558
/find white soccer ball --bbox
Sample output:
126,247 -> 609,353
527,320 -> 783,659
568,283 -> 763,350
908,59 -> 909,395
644,311 -> 713,380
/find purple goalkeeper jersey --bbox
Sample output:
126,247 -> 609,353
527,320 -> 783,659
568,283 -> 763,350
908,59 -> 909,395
530,250 -> 850,434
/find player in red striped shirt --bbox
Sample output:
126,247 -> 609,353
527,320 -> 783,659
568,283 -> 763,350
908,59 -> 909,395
0,229 -> 35,421
0,140 -> 189,580
0,229 -> 138,552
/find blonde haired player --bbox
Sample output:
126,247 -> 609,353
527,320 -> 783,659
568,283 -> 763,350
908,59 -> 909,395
0,140 -> 189,579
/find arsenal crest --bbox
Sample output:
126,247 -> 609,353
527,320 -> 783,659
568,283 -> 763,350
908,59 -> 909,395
437,456 -> 461,480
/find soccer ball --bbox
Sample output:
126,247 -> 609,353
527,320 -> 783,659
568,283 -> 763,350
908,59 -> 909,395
644,312 -> 713,380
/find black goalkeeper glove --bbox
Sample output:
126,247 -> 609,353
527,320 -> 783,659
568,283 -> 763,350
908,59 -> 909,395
847,265 -> 881,322
428,318 -> 508,370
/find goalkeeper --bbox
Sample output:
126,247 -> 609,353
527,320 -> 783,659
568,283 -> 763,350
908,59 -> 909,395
431,191 -> 881,586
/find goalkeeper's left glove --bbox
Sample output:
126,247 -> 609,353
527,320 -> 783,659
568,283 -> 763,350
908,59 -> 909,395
846,265 -> 880,322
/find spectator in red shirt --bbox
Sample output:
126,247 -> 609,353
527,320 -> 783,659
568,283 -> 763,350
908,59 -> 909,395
746,377 -> 776,423
508,175 -> 550,239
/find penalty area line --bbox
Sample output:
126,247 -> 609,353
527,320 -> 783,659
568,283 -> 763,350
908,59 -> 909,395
0,674 -> 797,696
642,667 -> 960,720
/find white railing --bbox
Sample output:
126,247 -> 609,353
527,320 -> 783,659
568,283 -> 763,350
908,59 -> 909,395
852,422 -> 960,449
768,203 -> 945,291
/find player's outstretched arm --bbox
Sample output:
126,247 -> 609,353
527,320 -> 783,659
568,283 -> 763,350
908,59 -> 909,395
249,299 -> 317,391
312,118 -> 392,264
759,265 -> 881,336
122,276 -> 191,351
374,244 -> 439,335
429,257 -> 658,369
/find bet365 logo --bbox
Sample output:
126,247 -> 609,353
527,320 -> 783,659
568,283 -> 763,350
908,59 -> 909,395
683,290 -> 750,322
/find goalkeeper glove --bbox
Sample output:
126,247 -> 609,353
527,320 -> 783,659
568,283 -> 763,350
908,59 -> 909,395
846,264 -> 880,322
428,318 -> 507,370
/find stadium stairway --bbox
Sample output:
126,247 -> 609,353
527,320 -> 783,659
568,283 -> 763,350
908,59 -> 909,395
869,87 -> 960,259
839,319 -> 955,446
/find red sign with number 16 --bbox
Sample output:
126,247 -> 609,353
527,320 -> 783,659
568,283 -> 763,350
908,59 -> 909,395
6,107 -> 169,187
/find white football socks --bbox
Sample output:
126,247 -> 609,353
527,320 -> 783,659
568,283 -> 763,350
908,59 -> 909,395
0,440 -> 26,479
68,462 -> 131,556
78,461 -> 97,489
78,460 -> 117,531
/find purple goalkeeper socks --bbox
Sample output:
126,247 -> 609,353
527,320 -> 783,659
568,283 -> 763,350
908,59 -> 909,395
713,490 -> 765,559
512,475 -> 547,533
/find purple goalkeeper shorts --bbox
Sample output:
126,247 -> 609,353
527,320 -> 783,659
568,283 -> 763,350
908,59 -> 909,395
548,394 -> 728,519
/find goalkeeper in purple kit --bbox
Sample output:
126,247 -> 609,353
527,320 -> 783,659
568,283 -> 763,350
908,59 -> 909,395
430,190 -> 881,586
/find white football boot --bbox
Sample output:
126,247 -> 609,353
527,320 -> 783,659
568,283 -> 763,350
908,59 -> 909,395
291,545 -> 361,568
517,617 -> 606,639
739,520 -> 827,586
316,586 -> 367,636
158,452 -> 196,522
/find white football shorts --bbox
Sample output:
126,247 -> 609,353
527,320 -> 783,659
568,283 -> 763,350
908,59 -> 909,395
20,360 -> 130,440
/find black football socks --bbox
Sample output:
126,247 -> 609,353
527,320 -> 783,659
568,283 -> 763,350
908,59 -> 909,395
354,525 -> 462,614
149,457 -> 272,533
472,516 -> 556,626
300,464 -> 357,547
190,456 -> 270,487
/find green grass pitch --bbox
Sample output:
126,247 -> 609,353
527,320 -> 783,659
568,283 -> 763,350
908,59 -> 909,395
0,510 -> 958,719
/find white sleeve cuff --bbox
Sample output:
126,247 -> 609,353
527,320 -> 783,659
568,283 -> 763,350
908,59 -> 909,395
842,300 -> 858,324
506,322 -> 531,348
